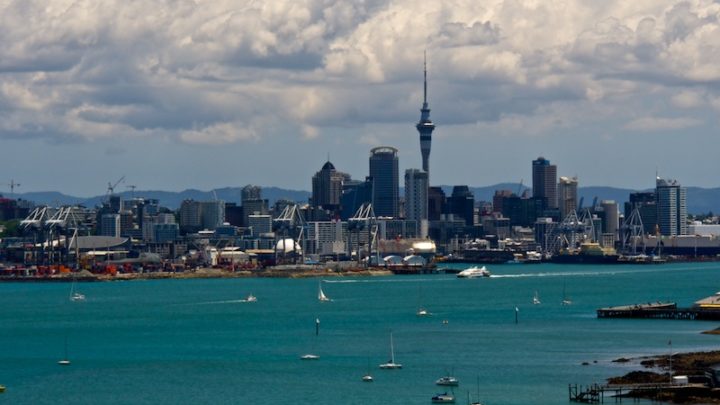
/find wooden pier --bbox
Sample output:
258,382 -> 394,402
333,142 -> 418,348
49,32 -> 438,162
569,382 -> 692,403
596,302 -> 720,321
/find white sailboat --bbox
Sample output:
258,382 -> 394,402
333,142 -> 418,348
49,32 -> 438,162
532,291 -> 541,305
416,285 -> 430,316
561,283 -> 572,306
301,318 -> 321,360
69,278 -> 85,302
58,334 -> 71,366
379,332 -> 402,369
362,359 -> 374,382
318,280 -> 331,302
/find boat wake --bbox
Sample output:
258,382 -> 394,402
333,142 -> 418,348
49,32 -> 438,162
323,278 -> 440,284
186,299 -> 253,306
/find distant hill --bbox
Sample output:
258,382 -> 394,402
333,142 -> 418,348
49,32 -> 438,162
4,184 -> 718,214
4,187 -> 312,210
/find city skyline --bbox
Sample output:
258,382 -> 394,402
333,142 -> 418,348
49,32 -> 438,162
1,1 -> 720,196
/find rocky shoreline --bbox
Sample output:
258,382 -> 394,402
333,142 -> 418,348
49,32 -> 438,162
608,350 -> 720,403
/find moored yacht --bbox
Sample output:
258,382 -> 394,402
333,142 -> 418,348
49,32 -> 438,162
435,375 -> 459,386
431,392 -> 455,403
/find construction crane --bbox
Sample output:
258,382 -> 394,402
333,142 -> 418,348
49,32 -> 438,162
126,185 -> 137,198
4,179 -> 21,194
105,176 -> 125,202
107,176 -> 125,196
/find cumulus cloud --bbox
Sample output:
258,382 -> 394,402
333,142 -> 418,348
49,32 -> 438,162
0,0 -> 719,147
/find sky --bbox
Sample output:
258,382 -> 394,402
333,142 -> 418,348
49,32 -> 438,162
1,0 -> 719,197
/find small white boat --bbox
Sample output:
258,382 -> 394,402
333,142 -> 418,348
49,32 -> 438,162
431,392 -> 455,403
435,375 -> 459,386
416,308 -> 429,316
456,266 -> 490,278
318,281 -> 331,302
58,360 -> 71,366
561,283 -> 572,305
244,294 -> 257,302
70,292 -> 85,302
362,374 -> 373,382
379,332 -> 402,369
300,354 -> 320,360
532,291 -> 541,305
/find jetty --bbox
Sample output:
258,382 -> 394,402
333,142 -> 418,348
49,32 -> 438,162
569,382 -> 707,403
597,294 -> 720,321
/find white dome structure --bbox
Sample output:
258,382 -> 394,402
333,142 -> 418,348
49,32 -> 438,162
275,238 -> 302,254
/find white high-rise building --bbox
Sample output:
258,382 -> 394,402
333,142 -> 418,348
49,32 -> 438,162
557,176 -> 578,220
656,178 -> 687,236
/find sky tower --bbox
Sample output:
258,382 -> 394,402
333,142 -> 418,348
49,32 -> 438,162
416,52 -> 435,175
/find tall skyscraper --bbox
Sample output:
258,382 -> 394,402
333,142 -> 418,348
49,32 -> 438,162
447,185 -> 475,226
369,146 -> 399,218
625,192 -> 658,235
557,176 -> 578,219
656,177 -> 687,236
416,54 -> 435,175
340,177 -> 373,220
404,169 -> 428,222
532,157 -> 558,209
311,161 -> 347,212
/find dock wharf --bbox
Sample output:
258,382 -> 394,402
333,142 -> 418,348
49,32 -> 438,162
596,302 -> 720,321
569,382 -> 704,403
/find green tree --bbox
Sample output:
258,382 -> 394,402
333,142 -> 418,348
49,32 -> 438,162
0,220 -> 21,237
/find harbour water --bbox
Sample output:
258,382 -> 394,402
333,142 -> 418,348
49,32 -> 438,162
2,262 -> 720,404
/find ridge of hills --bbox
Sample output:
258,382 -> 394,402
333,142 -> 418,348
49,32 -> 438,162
3,184 -> 718,215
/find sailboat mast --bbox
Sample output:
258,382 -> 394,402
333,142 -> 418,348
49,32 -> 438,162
390,332 -> 395,363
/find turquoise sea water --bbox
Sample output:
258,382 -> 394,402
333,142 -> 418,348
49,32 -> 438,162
1,262 -> 720,404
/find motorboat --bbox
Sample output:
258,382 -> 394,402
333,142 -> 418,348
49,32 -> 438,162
362,374 -> 373,382
416,308 -> 429,316
245,294 -> 257,302
300,354 -> 320,360
435,375 -> 459,386
431,392 -> 455,403
456,266 -> 490,278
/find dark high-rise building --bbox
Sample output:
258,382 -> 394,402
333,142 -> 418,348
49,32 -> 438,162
500,195 -> 545,227
492,190 -> 513,213
404,169 -> 428,222
311,161 -> 347,212
416,54 -> 435,175
624,192 -> 657,235
340,177 -> 373,220
427,186 -> 446,221
532,157 -> 557,209
447,185 -> 474,226
369,146 -> 399,218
